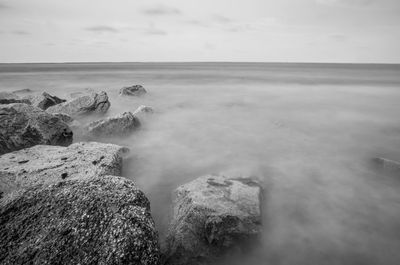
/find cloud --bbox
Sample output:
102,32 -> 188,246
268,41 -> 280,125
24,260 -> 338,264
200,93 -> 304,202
85,26 -> 119,33
0,2 -> 9,9
212,15 -> 234,24
330,34 -> 347,41
142,5 -> 181,16
315,0 -> 375,6
144,28 -> 167,35
12,30 -> 29,35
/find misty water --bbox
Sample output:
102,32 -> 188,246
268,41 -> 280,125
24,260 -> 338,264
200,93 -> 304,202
1,62 -> 400,265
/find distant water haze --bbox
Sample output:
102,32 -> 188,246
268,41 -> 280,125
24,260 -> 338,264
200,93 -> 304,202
1,62 -> 400,265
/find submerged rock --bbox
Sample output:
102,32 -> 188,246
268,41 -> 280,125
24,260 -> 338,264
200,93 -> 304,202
47,91 -> 110,116
133,105 -> 154,115
0,141 -> 128,196
120,85 -> 147,96
27,92 -> 66,110
372,157 -> 400,174
0,175 -> 160,265
0,92 -> 31,105
165,174 -> 263,265
87,112 -> 141,137
0,103 -> 72,155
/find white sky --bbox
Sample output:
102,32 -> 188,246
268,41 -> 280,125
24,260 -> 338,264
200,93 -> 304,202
0,0 -> 399,63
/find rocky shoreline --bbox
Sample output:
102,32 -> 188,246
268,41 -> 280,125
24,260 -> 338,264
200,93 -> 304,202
0,86 -> 264,265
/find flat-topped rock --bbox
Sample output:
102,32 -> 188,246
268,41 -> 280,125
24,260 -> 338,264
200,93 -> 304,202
27,92 -> 66,110
87,112 -> 141,137
0,103 -> 72,155
120,85 -> 147,96
0,142 -> 128,196
165,174 -> 263,265
0,92 -> 31,105
0,175 -> 160,265
47,91 -> 110,116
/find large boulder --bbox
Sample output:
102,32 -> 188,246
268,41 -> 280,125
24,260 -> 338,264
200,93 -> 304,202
0,142 -> 128,197
0,92 -> 31,105
0,103 -> 73,155
120,85 -> 147,96
0,175 -> 160,265
87,112 -> 141,137
372,157 -> 400,175
47,91 -> 110,116
27,92 -> 66,110
164,174 -> 263,265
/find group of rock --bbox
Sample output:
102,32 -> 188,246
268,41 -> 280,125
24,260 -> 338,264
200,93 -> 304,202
0,85 -> 264,265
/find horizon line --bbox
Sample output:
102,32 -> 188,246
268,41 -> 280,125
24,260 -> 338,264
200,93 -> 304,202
0,61 -> 399,66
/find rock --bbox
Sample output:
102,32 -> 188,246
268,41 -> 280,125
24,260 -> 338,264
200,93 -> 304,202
0,92 -> 31,105
27,92 -> 66,110
133,105 -> 154,115
372,157 -> 400,174
0,175 -> 160,265
53,113 -> 74,124
120,85 -> 147,96
87,112 -> 141,137
164,174 -> 263,265
0,141 -> 128,196
0,103 -> 73,155
12,88 -> 34,94
47,91 -> 110,116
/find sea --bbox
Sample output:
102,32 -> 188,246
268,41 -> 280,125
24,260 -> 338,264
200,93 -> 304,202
1,62 -> 400,265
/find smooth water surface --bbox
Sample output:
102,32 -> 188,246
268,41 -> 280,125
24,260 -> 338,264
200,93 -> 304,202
1,62 -> 400,265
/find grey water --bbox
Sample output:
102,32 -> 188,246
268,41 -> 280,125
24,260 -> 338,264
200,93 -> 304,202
1,62 -> 400,265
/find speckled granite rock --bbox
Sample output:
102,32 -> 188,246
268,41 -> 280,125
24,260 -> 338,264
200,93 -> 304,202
165,174 -> 263,265
27,92 -> 66,110
0,142 -> 128,197
47,91 -> 110,116
0,103 -> 72,155
120,85 -> 147,96
87,112 -> 141,137
0,175 -> 160,265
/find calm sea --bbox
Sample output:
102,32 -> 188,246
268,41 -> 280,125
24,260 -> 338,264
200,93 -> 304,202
1,62 -> 400,265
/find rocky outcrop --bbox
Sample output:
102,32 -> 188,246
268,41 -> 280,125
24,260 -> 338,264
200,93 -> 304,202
27,92 -> 66,110
0,103 -> 72,155
47,91 -> 110,116
372,157 -> 400,174
87,112 -> 141,137
0,175 -> 160,265
164,174 -> 263,265
120,85 -> 147,96
0,142 -> 128,196
0,92 -> 31,105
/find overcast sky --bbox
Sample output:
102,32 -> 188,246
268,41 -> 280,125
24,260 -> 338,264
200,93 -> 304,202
0,0 -> 399,63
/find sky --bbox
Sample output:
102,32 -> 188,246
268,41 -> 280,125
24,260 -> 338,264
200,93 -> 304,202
0,0 -> 399,63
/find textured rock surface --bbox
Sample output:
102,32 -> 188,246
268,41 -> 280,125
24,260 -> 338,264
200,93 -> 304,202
372,157 -> 400,175
87,112 -> 141,137
0,142 -> 128,196
120,85 -> 147,96
165,174 -> 263,265
47,91 -> 110,116
0,175 -> 160,265
0,92 -> 31,105
53,113 -> 74,124
133,105 -> 154,115
0,103 -> 72,155
27,92 -> 66,110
